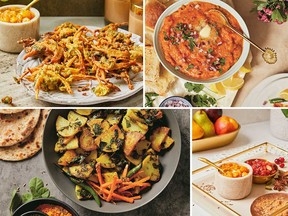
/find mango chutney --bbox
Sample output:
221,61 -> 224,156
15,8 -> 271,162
219,162 -> 249,178
0,7 -> 35,23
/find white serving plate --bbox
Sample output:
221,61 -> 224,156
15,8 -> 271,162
16,26 -> 143,105
242,73 -> 288,107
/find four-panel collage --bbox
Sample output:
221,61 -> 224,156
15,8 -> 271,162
0,0 -> 287,216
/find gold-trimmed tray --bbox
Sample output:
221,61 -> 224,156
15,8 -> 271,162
192,142 -> 288,216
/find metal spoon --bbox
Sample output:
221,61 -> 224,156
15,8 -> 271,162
270,204 -> 288,216
208,9 -> 277,64
198,157 -> 224,173
23,0 -> 40,11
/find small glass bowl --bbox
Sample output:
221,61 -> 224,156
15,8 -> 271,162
159,96 -> 192,107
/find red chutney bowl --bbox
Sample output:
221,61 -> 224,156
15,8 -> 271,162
245,158 -> 278,184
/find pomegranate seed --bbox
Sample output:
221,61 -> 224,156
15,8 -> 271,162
279,157 -> 285,163
279,163 -> 285,168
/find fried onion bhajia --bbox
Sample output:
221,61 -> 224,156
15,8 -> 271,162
17,22 -> 143,98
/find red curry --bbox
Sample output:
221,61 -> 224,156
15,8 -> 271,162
159,2 -> 243,80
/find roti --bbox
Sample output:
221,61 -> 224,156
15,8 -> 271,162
0,109 -> 41,147
0,109 -> 26,114
0,110 -> 50,161
250,193 -> 288,216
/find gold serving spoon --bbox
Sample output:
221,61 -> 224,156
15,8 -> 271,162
270,204 -> 288,216
208,9 -> 277,64
23,0 -> 40,11
198,157 -> 224,173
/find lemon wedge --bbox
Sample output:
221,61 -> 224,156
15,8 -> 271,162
239,61 -> 252,73
222,77 -> 244,91
279,89 -> 288,100
210,82 -> 226,95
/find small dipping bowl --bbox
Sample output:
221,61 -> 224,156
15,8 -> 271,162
215,161 -> 253,200
160,96 -> 192,107
13,198 -> 79,216
0,5 -> 40,53
245,158 -> 278,184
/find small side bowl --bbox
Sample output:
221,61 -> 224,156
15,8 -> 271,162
215,161 -> 253,200
192,126 -> 240,152
13,198 -> 79,216
0,5 -> 40,53
245,158 -> 278,184
160,96 -> 192,107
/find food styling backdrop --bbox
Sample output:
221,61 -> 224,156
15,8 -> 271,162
0,0 -> 104,16
0,109 -> 190,216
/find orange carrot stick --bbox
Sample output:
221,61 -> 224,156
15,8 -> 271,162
107,175 -> 118,202
121,164 -> 129,178
131,195 -> 141,200
89,181 -> 134,203
96,163 -> 104,185
100,179 -> 122,189
118,177 -> 150,192
129,170 -> 145,181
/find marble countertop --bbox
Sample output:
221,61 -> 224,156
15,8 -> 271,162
0,17 -> 143,107
192,120 -> 288,216
0,109 -> 190,216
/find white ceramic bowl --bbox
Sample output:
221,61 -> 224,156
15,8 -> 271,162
215,162 -> 253,200
0,5 -> 40,53
154,0 -> 250,84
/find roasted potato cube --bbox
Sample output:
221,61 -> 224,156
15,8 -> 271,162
69,164 -> 93,179
58,150 -> 77,166
75,109 -> 94,116
96,153 -> 116,168
135,140 -> 151,155
85,150 -> 98,163
106,114 -> 122,125
68,111 -> 88,127
54,137 -> 79,153
150,127 -> 170,152
126,109 -> 145,123
75,185 -> 92,200
102,172 -> 118,183
142,154 -> 161,181
79,127 -> 97,151
124,131 -> 144,156
146,148 -> 156,156
122,115 -> 148,135
87,118 -> 109,136
163,136 -> 174,149
95,124 -> 124,152
56,116 -> 80,137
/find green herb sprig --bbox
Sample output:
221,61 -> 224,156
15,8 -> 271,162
9,177 -> 52,215
145,92 -> 159,107
184,82 -> 223,107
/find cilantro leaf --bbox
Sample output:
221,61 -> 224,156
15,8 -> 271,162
184,82 -> 204,93
188,38 -> 196,50
219,58 -> 226,66
281,109 -> 288,118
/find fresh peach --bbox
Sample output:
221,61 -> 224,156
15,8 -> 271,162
214,116 -> 239,135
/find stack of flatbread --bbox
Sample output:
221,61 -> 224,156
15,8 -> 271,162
0,109 -> 49,161
145,0 -> 177,96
